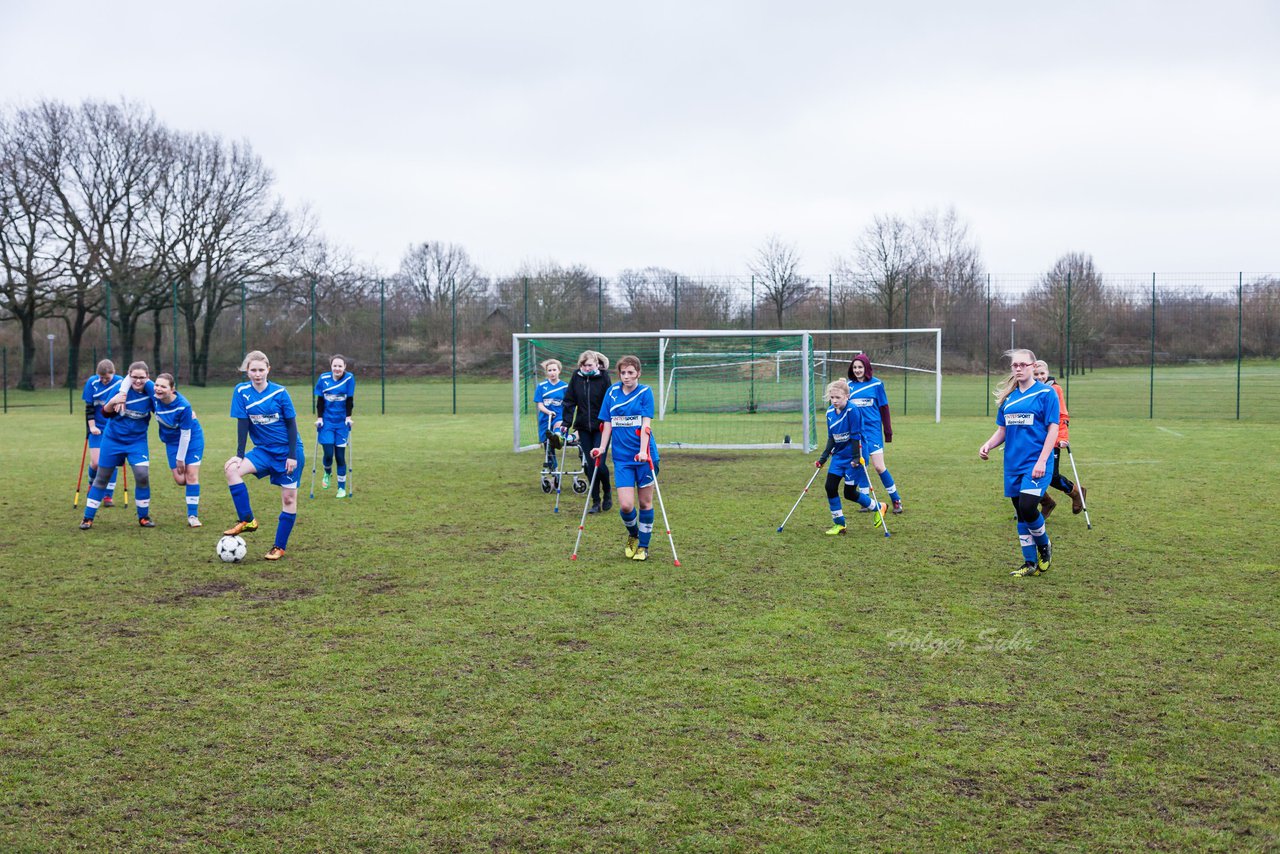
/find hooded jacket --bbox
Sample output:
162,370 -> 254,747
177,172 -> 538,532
846,354 -> 893,442
560,367 -> 612,435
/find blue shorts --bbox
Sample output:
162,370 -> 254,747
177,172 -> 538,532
862,431 -> 885,457
613,459 -> 656,490
317,423 -> 349,446
165,434 -> 205,470
829,456 -> 868,484
246,446 -> 305,488
97,436 -> 150,469
88,430 -> 106,450
1005,470 -> 1050,498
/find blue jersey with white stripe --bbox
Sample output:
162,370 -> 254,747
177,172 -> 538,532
231,381 -> 302,458
846,377 -> 888,440
103,380 -> 156,444
82,374 -> 124,430
826,403 -> 863,463
313,371 -> 355,427
997,381 -> 1060,475
534,379 -> 567,434
598,382 -> 659,465
155,391 -> 203,446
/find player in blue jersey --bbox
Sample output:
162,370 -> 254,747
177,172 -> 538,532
154,373 -> 205,527
592,355 -> 660,561
815,380 -> 887,535
846,354 -> 903,514
534,358 -> 567,477
79,361 -> 156,530
980,349 -> 1061,577
223,350 -> 305,561
313,354 -> 355,498
81,359 -> 123,507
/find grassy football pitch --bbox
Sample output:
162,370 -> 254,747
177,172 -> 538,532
1,380 -> 1277,850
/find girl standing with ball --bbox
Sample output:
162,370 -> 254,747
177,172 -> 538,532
224,351 -> 304,561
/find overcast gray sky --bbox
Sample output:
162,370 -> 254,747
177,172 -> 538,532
3,0 -> 1277,277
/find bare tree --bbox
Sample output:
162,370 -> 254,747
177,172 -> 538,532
396,241 -> 487,310
749,235 -> 813,327
0,109 -> 72,389
1029,252 -> 1109,376
912,206 -> 986,359
843,214 -> 918,327
494,261 -> 603,333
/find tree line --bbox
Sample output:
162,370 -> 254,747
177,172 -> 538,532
4,100 -> 1276,389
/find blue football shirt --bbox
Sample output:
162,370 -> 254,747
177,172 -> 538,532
314,372 -> 356,427
103,380 -> 156,444
231,381 -> 303,458
598,382 -> 659,465
82,374 -> 124,430
997,381 -> 1061,475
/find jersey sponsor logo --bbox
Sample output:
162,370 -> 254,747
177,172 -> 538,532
853,398 -> 874,407
250,413 -> 281,425
833,432 -> 851,442
323,392 -> 347,402
612,415 -> 641,428
1004,413 -> 1035,426
122,408 -> 150,420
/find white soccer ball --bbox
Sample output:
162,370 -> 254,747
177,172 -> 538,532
217,534 -> 247,563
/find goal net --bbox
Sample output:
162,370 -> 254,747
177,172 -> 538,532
512,329 -> 940,452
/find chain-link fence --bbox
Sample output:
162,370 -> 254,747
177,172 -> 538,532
3,272 -> 1277,420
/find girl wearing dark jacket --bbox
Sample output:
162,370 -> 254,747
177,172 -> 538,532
556,350 -> 613,513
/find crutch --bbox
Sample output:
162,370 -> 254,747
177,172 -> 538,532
550,406 -> 576,514
857,457 -> 890,538
308,438 -> 320,499
74,436 -> 89,508
345,434 -> 354,498
121,463 -> 129,508
777,460 -> 823,532
647,459 -> 681,567
570,430 -> 611,561
1063,442 -> 1091,530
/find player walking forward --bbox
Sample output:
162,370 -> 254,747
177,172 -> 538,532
154,373 -> 206,527
79,362 -> 156,529
224,351 -> 305,561
314,354 -> 355,499
534,358 -> 568,477
815,380 -> 887,535
846,354 -> 904,513
1032,360 -> 1086,516
980,349 -> 1060,577
592,355 -> 660,562
81,359 -> 123,507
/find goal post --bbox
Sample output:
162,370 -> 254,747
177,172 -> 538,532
512,328 -> 941,453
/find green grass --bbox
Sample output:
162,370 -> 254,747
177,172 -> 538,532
2,381 -> 1278,850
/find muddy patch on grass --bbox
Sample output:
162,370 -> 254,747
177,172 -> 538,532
156,579 -> 245,603
357,573 -> 398,595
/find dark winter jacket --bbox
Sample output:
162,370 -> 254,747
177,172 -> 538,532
560,368 -> 612,434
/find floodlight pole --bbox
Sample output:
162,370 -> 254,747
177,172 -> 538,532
47,333 -> 56,388
1011,318 -> 1016,351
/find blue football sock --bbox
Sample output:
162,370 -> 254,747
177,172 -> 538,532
135,484 -> 150,519
880,470 -> 900,502
638,508 -> 655,548
229,482 -> 253,521
828,497 -> 845,526
620,508 -> 639,538
186,484 -> 200,517
1030,517 -> 1049,546
84,484 -> 106,520
275,511 -> 296,550
1017,522 -> 1038,563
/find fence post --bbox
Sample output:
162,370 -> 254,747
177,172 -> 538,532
105,278 -> 112,361
1237,272 -> 1243,420
1065,272 -> 1072,409
672,276 -> 680,413
1149,273 -> 1156,419
903,274 -> 910,415
240,281 -> 246,364
2,346 -> 6,414
380,279 -> 386,416
985,275 -> 991,418
309,278 -> 316,413
451,276 -> 457,415
172,280 -> 179,384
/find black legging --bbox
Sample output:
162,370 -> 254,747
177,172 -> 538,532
1011,492 -> 1043,525
825,473 -> 859,501
579,427 -> 611,501
1048,448 -> 1075,494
